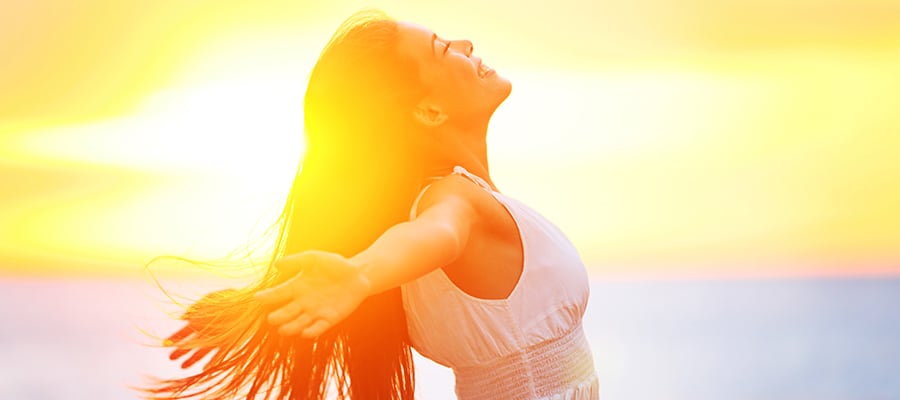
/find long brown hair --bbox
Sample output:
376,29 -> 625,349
145,9 -> 430,399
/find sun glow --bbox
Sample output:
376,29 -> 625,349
0,75 -> 306,274
2,0 -> 900,277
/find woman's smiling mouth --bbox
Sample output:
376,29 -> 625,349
478,62 -> 494,78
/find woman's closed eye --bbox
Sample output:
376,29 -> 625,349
432,35 -> 451,57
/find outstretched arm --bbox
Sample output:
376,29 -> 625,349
255,179 -> 480,337
354,192 -> 477,295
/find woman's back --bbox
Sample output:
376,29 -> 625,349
401,166 -> 598,400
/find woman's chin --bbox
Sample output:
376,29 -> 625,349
491,78 -> 512,108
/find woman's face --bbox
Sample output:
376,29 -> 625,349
396,22 -> 512,126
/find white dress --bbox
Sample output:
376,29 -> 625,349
401,166 -> 599,400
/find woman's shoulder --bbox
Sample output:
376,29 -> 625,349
411,173 -> 496,220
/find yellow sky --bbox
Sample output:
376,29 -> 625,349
2,0 -> 900,277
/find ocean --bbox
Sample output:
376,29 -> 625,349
1,276 -> 898,399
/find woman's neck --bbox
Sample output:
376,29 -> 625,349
422,123 -> 495,189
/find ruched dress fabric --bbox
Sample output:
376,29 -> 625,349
401,166 -> 599,400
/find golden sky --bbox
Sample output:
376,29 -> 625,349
2,0 -> 900,277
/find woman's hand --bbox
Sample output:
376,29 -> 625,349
255,250 -> 371,338
163,288 -> 239,369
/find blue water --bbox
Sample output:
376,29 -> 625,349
588,278 -> 900,400
1,276 -> 898,399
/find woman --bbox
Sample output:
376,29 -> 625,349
149,9 -> 597,400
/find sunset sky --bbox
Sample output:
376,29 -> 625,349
2,0 -> 899,278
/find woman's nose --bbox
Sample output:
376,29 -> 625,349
451,39 -> 474,57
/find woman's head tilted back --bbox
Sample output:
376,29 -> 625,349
303,10 -> 512,165
293,9 -> 512,254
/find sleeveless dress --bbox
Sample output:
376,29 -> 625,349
400,166 -> 599,400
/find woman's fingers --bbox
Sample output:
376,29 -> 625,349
266,301 -> 304,326
301,319 -> 331,338
277,313 -> 314,336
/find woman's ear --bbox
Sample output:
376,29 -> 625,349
413,103 -> 448,127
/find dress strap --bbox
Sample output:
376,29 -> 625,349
452,166 -> 494,192
408,166 -> 493,220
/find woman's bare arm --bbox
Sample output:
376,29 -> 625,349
353,191 -> 478,295
255,177 -> 480,337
